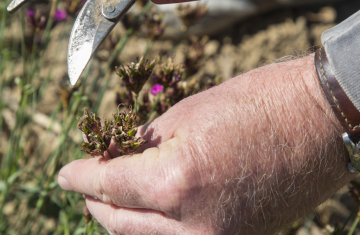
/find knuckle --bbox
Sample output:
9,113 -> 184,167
93,164 -> 114,204
151,138 -> 197,219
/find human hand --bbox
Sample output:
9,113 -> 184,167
59,54 -> 353,234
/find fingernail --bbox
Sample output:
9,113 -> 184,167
58,176 -> 73,191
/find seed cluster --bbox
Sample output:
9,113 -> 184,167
78,106 -> 147,158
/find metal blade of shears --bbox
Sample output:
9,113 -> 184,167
68,0 -> 136,85
7,0 -> 31,13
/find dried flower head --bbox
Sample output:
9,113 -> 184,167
144,7 -> 166,41
176,3 -> 207,29
83,206 -> 92,224
78,106 -> 147,158
184,35 -> 209,76
26,8 -> 47,31
116,90 -> 134,108
116,56 -> 156,94
152,57 -> 183,88
111,105 -> 147,154
78,109 -> 109,157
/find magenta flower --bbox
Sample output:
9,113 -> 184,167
54,9 -> 67,22
26,9 -> 35,18
151,84 -> 163,96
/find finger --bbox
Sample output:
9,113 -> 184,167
151,0 -> 198,4
59,137 -> 187,218
85,197 -> 190,235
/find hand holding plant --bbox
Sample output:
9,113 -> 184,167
59,55 -> 354,234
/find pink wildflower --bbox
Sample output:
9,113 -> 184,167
151,84 -> 163,96
54,9 -> 67,22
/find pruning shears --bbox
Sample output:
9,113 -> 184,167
7,0 -> 137,85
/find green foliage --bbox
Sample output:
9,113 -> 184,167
0,0 -> 155,234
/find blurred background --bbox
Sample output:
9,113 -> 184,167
2,0 -> 360,234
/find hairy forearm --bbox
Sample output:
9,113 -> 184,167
208,54 -> 354,234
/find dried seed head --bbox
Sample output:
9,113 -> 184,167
176,3 -> 207,29
78,106 -> 147,158
152,57 -> 183,88
116,56 -> 156,94
144,7 -> 166,41
26,8 -> 47,31
184,35 -> 209,76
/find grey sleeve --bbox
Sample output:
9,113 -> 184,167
322,11 -> 360,111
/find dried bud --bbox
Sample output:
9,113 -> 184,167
78,109 -> 109,157
144,7 -> 166,41
26,8 -> 47,31
78,106 -> 147,158
184,35 -> 209,76
116,89 -> 134,108
152,57 -> 183,88
111,105 -> 147,155
116,56 -> 156,94
176,3 -> 207,29
83,206 -> 92,224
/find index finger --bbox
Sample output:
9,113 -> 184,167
58,137 -> 187,219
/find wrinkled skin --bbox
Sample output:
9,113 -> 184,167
59,53 -> 353,234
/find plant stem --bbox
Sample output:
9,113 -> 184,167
144,39 -> 152,57
99,136 -> 115,159
133,93 -> 138,115
348,210 -> 360,235
147,92 -> 162,121
339,200 -> 360,235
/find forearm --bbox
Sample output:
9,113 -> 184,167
218,54 -> 353,234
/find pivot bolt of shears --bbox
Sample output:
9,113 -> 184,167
107,5 -> 115,13
101,0 -> 136,20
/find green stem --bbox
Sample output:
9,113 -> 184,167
19,8 -> 27,83
144,39 -> 152,57
339,200 -> 360,235
147,92 -> 162,121
348,213 -> 360,235
133,93 -> 138,115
